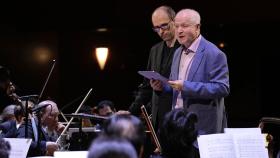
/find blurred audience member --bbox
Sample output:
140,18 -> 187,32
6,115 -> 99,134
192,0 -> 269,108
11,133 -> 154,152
88,136 -> 137,158
157,108 -> 199,158
0,138 -> 11,158
102,114 -> 146,158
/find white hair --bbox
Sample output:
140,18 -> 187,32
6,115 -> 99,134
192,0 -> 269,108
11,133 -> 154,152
177,8 -> 201,25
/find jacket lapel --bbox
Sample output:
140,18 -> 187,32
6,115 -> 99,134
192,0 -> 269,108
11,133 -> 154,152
154,42 -> 164,71
187,37 -> 206,81
172,46 -> 184,80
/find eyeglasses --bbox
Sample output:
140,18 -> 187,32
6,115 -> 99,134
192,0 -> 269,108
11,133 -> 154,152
152,21 -> 171,33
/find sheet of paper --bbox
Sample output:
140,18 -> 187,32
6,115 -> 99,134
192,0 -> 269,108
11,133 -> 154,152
54,151 -> 88,158
4,138 -> 32,158
224,128 -> 262,135
233,133 -> 269,158
198,134 -> 236,158
198,132 -> 269,158
138,71 -> 168,83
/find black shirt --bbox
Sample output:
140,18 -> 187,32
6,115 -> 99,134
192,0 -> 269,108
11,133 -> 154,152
160,41 -> 180,78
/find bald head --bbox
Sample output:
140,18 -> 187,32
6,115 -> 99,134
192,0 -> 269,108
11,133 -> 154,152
151,6 -> 176,46
152,6 -> 175,22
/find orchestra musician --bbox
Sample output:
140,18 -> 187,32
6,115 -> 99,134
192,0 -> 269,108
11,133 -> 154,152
17,100 -> 65,156
0,66 -> 19,115
0,104 -> 26,138
95,100 -> 116,117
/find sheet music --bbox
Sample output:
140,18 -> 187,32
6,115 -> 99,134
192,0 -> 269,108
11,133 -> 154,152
198,134 -> 236,158
198,132 -> 269,158
4,138 -> 32,158
233,133 -> 268,158
138,71 -> 168,83
224,128 -> 262,134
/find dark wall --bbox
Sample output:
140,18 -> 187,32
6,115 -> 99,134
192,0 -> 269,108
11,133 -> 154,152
0,1 -> 279,128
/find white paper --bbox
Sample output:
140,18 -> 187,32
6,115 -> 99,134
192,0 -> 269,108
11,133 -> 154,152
233,133 -> 268,158
198,132 -> 269,158
28,156 -> 54,158
54,151 -> 88,158
198,134 -> 236,158
224,128 -> 262,134
138,71 -> 168,83
4,138 -> 32,158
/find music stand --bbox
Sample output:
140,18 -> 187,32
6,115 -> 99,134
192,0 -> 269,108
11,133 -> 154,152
64,113 -> 108,150
18,95 -> 38,138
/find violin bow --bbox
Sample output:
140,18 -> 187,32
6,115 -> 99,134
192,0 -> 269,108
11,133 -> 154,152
37,59 -> 56,103
141,105 -> 161,152
56,88 -> 93,144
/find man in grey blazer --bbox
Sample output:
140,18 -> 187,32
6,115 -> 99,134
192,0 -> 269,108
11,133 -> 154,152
151,9 -> 230,134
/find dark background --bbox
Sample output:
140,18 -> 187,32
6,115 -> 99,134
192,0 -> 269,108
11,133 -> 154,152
0,1 -> 279,127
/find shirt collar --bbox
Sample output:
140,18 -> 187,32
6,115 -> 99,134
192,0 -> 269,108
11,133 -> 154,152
187,34 -> 202,53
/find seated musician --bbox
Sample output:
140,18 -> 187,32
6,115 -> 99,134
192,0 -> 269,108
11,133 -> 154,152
0,104 -> 26,138
0,104 -> 16,122
95,100 -> 116,116
17,100 -> 65,156
92,100 -> 116,130
0,66 -> 18,117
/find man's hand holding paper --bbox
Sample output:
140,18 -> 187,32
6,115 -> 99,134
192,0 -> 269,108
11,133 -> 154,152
168,80 -> 183,91
150,79 -> 163,91
138,71 -> 184,92
138,71 -> 167,91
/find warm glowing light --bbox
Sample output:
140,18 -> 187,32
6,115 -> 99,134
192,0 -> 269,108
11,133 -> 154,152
95,47 -> 109,70
219,42 -> 225,48
96,28 -> 108,32
33,46 -> 52,63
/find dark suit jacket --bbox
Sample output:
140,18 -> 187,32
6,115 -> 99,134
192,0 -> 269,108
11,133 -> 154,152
165,36 -> 230,134
17,119 -> 53,156
129,41 -> 180,130
0,119 -> 18,138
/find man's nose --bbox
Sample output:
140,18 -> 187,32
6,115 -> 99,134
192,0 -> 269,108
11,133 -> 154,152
159,29 -> 165,35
